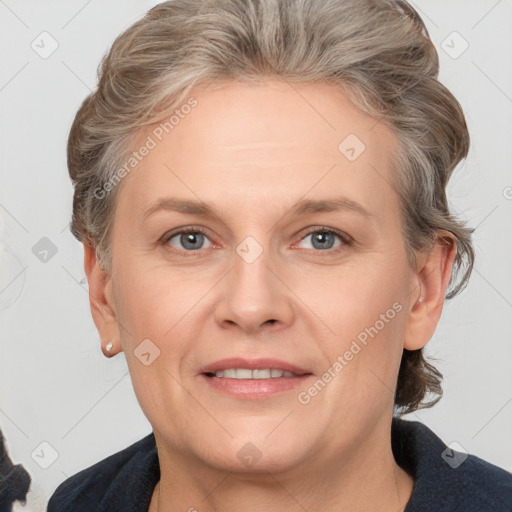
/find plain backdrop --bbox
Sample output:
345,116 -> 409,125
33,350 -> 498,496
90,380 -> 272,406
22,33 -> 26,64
1,1 -> 511,510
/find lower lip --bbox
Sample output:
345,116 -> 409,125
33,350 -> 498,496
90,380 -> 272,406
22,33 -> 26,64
200,373 -> 313,400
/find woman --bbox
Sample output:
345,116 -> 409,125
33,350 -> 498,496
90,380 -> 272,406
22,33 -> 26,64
47,0 -> 512,510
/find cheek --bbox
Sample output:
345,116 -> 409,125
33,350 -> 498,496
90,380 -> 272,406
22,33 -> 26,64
113,269 -> 194,423
300,258 -> 409,388
113,262 -> 207,343
304,259 -> 406,330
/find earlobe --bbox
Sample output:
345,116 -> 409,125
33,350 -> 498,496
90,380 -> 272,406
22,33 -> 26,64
83,244 -> 121,356
403,232 -> 457,351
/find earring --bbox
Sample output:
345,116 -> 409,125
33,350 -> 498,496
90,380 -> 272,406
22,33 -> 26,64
106,341 -> 113,352
417,282 -> 424,304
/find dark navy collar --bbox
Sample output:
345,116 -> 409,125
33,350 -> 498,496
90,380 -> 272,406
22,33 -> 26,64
391,418 -> 512,511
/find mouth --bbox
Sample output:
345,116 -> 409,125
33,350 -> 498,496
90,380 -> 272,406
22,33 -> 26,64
199,357 -> 312,378
199,358 -> 314,399
204,368 -> 307,379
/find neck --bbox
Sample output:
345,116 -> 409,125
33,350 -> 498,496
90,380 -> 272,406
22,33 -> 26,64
150,416 -> 414,512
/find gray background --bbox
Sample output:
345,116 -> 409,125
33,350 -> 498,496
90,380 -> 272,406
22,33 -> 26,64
1,1 -> 511,510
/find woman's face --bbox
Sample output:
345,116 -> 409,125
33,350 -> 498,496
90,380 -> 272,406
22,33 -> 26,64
95,80 -> 436,473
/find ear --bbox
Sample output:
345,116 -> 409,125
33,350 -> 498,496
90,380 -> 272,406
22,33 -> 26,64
403,231 -> 457,350
83,244 -> 122,357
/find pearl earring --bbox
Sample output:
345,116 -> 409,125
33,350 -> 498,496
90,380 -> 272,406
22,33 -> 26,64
106,341 -> 113,352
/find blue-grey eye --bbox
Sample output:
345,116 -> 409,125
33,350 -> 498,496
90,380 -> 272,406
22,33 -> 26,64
300,230 -> 343,250
167,231 -> 213,251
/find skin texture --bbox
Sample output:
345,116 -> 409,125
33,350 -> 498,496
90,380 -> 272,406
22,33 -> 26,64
84,79 -> 456,512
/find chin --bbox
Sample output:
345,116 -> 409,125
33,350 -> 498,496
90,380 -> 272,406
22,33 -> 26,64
194,429 -> 314,475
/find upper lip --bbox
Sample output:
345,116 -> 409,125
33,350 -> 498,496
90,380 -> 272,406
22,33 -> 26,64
199,357 -> 312,376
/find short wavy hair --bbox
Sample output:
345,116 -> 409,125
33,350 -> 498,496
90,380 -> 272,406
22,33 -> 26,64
67,0 -> 474,414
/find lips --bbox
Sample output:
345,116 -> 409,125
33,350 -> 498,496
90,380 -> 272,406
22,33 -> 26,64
199,357 -> 312,377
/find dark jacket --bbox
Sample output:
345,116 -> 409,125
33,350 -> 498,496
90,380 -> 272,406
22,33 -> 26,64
46,418 -> 512,511
0,428 -> 31,512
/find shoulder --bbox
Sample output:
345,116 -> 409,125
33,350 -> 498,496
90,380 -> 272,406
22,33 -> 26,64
392,418 -> 512,512
46,432 -> 159,512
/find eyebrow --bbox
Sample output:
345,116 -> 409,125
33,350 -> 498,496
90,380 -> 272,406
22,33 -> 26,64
143,195 -> 373,221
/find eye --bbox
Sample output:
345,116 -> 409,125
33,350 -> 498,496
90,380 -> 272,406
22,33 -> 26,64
162,228 -> 213,252
160,226 -> 352,254
296,227 -> 352,252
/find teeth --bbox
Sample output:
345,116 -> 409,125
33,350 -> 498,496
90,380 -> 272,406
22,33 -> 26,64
213,368 -> 298,379
235,369 -> 253,379
252,369 -> 271,379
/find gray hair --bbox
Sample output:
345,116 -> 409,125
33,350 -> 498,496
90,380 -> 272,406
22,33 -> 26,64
67,0 -> 474,413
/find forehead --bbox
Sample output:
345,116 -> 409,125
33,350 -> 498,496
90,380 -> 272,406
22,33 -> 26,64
118,79 -> 401,225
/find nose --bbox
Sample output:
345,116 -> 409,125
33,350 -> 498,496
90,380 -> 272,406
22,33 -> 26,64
214,242 -> 295,335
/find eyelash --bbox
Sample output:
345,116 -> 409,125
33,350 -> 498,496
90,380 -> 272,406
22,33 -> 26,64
160,226 -> 353,254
